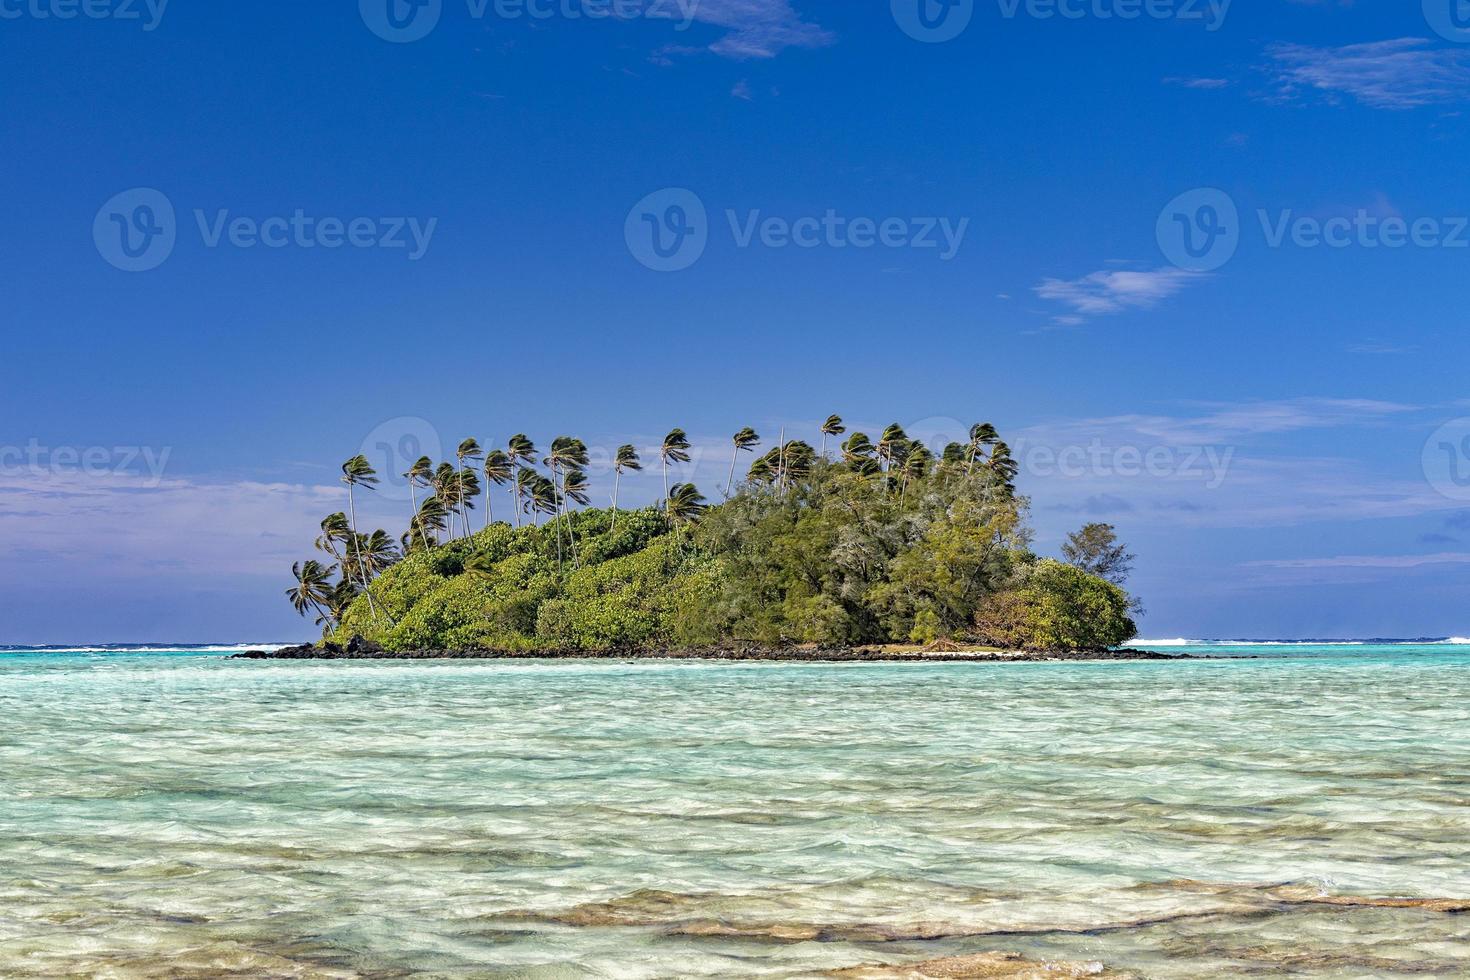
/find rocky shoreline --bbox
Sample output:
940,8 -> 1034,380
232,637 -> 1207,663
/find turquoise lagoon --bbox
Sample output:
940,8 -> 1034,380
0,643 -> 1466,977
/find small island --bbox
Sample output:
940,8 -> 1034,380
270,420 -> 1149,660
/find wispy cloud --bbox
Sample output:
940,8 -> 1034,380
1246,552 -> 1470,569
731,78 -> 753,100
1034,266 -> 1206,322
649,0 -> 833,60
1164,76 -> 1230,89
1264,38 -> 1470,110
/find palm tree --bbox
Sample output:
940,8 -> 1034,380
286,560 -> 336,627
820,415 -> 846,458
842,432 -> 875,468
353,529 -> 401,580
612,444 -> 642,532
456,439 -> 483,534
322,576 -> 359,630
482,450 -> 512,527
899,441 -> 933,503
316,512 -> 352,568
507,434 -> 537,528
340,455 -> 384,622
876,424 -> 909,474
561,466 -> 591,565
409,496 -> 449,549
515,467 -> 542,524
457,468 -> 481,537
432,462 -> 461,537
725,427 -> 759,497
528,474 -> 558,526
987,440 -> 1020,492
966,422 -> 999,475
660,428 -> 692,517
780,440 -> 816,485
403,455 -> 434,548
544,437 -> 589,568
666,482 -> 707,528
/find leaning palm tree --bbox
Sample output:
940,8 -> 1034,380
560,466 -> 591,565
286,559 -> 336,627
514,467 -> 541,525
316,512 -> 353,568
457,468 -> 481,537
410,496 -> 449,549
482,450 -> 512,528
660,428 -> 692,517
725,427 -> 760,497
455,439 -> 483,534
506,434 -> 537,528
611,444 -> 642,532
340,455 -> 384,622
820,415 -> 846,458
876,424 -> 909,474
842,431 -> 875,464
321,576 -> 359,631
544,437 -> 589,567
987,440 -> 1020,493
666,482 -> 708,528
432,462 -> 462,537
403,455 -> 434,545
966,422 -> 999,475
353,529 -> 402,581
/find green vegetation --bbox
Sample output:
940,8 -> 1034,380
287,420 -> 1139,652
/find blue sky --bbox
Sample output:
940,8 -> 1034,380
6,0 -> 1470,642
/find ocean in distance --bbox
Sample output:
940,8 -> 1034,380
0,641 -> 1466,977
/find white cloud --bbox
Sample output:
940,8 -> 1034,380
1034,266 -> 1206,322
1264,38 -> 1470,110
648,0 -> 833,60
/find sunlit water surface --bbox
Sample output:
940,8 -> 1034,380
1,643 -> 1467,977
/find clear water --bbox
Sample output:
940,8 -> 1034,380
1,644 -> 1467,977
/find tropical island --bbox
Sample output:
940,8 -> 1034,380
266,419 -> 1148,659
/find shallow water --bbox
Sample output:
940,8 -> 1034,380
1,644 -> 1467,977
